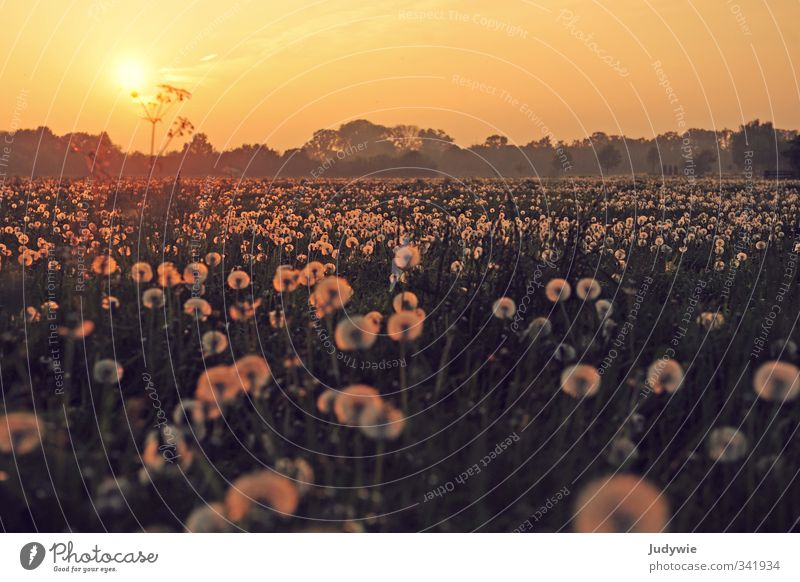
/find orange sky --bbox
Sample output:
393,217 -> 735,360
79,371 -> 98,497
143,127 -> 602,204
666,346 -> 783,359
1,0 -> 798,153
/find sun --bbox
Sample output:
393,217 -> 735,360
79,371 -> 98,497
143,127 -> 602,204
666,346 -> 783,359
116,59 -> 147,94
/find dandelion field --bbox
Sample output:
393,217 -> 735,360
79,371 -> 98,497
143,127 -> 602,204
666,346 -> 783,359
1,176 -> 799,533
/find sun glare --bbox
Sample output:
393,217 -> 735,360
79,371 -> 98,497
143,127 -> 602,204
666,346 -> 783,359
117,59 -> 146,93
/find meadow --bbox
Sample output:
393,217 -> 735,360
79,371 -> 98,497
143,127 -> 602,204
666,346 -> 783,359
1,176 -> 799,532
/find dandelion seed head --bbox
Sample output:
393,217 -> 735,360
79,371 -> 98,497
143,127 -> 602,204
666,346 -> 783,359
574,474 -> 669,532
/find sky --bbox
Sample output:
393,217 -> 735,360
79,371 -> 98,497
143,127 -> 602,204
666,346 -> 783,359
1,0 -> 798,153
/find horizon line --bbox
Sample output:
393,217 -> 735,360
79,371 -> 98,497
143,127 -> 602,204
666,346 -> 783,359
2,118 -> 797,156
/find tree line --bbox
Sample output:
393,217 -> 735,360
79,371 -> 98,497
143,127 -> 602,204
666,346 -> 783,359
1,119 -> 797,179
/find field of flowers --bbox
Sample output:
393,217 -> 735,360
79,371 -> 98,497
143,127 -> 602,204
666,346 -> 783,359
1,176 -> 799,532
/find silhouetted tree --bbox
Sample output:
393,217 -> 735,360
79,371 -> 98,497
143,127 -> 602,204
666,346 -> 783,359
303,129 -> 342,161
527,136 -> 553,149
646,146 -> 660,173
730,119 -> 789,171
598,144 -> 622,174
695,149 -> 717,176
337,120 -> 396,157
68,131 -> 120,179
221,144 -> 280,176
783,135 -> 800,173
180,133 -> 216,174
418,128 -> 455,160
551,145 -> 573,175
389,125 -> 422,151
484,135 -> 508,148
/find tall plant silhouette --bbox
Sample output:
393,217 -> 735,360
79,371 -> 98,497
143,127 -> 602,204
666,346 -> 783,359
131,84 -> 193,173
